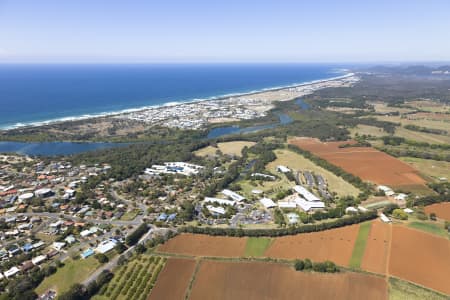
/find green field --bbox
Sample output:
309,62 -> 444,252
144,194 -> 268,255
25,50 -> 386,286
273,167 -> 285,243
120,209 -> 141,221
36,257 -> 100,295
408,221 -> 448,238
92,255 -> 166,300
244,237 -> 272,257
389,277 -> 448,300
195,141 -> 256,157
349,222 -> 372,268
400,157 -> 450,182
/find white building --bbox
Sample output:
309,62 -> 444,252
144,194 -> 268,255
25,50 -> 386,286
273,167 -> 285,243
277,165 -> 291,173
277,201 -> 297,209
32,255 -> 47,265
345,207 -> 358,214
4,266 -> 20,278
204,197 -> 235,206
259,198 -> 276,209
380,213 -> 391,223
378,185 -> 395,196
207,205 -> 226,215
95,239 -> 118,254
221,189 -> 245,202
52,242 -> 66,251
294,197 -> 325,212
293,185 -> 321,202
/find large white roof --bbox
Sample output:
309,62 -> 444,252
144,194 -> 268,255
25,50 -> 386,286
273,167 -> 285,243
259,198 -> 276,208
293,185 -> 321,202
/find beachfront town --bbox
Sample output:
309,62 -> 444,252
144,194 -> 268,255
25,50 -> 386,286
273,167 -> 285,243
116,74 -> 359,129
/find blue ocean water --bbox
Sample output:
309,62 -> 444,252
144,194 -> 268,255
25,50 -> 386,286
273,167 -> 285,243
0,63 -> 347,129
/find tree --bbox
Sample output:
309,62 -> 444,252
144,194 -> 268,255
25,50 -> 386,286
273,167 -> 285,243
294,259 -> 305,271
134,243 -> 146,254
304,258 -> 312,270
392,209 -> 408,220
95,253 -> 109,264
429,212 -> 437,221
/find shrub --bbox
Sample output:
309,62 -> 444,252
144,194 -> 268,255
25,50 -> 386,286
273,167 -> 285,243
294,259 -> 304,271
392,209 -> 408,220
304,258 -> 312,270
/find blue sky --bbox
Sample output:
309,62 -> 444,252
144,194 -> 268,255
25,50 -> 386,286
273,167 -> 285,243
0,0 -> 449,63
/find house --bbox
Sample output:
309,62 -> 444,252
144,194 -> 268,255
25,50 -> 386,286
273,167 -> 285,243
95,239 -> 118,254
277,201 -> 297,209
52,242 -> 66,251
80,229 -> 92,238
357,206 -> 368,212
157,213 -> 168,222
395,193 -> 408,201
22,243 -> 33,252
21,261 -> 34,272
294,197 -> 325,212
4,266 -> 20,278
32,255 -> 47,265
345,207 -> 358,214
64,235 -> 76,244
378,185 -> 395,196
207,205 -> 226,215
167,213 -> 177,222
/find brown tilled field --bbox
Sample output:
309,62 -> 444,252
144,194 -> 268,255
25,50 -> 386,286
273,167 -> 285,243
424,202 -> 450,221
264,224 -> 359,266
389,226 -> 450,295
361,220 -> 391,274
289,137 -> 426,187
148,258 -> 196,300
157,233 -> 247,257
189,260 -> 388,300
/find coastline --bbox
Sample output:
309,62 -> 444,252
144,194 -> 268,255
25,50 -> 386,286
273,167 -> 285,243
0,72 -> 355,131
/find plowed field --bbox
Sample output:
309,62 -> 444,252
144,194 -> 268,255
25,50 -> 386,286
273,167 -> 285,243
424,202 -> 450,221
289,137 -> 426,187
389,226 -> 450,295
189,260 -> 388,300
264,224 -> 359,266
148,258 -> 195,300
361,220 -> 391,274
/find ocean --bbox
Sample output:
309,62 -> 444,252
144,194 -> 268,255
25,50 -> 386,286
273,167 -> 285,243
0,63 -> 348,129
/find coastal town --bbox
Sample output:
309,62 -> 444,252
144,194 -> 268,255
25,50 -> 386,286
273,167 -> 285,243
115,74 -> 359,130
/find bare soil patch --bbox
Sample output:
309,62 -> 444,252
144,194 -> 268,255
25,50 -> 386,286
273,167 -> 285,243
389,226 -> 450,295
189,260 -> 387,300
361,220 -> 391,274
424,202 -> 450,221
289,137 -> 426,188
148,258 -> 196,300
264,224 -> 359,266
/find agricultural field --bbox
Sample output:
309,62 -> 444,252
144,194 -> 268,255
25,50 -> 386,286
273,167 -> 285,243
405,100 -> 450,113
244,237 -> 272,257
349,124 -> 389,138
157,233 -> 247,257
266,149 -> 360,197
189,260 -> 388,300
361,220 -> 391,274
394,126 -> 450,145
407,221 -> 449,238
389,226 -> 450,295
36,257 -> 100,295
389,277 -> 449,300
93,255 -> 166,300
290,137 -> 426,189
348,221 -> 372,269
400,157 -> 450,182
194,141 -> 256,157
369,102 -> 416,114
425,202 -> 450,221
264,224 -> 359,266
148,258 -> 196,300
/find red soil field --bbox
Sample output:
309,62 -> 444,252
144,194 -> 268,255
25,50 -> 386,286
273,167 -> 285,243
264,224 -> 359,266
289,137 -> 426,187
424,202 -> 450,221
389,226 -> 450,295
189,260 -> 387,300
148,258 -> 196,300
361,220 -> 391,274
157,233 -> 247,257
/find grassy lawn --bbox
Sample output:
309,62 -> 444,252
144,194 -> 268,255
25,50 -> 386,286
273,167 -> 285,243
408,221 -> 448,239
36,257 -> 100,295
266,149 -> 360,197
195,141 -> 256,157
244,237 -> 272,257
389,277 -> 448,300
120,209 -> 141,221
349,221 -> 372,268
400,157 -> 450,181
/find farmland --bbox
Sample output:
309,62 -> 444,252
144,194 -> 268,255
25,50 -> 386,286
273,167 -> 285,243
348,221 -> 371,268
244,237 -> 272,257
400,157 -> 450,182
264,224 -> 360,266
157,233 -> 247,257
408,221 -> 449,238
189,260 -> 388,300
424,202 -> 450,221
361,220 -> 391,274
389,277 -> 449,300
93,255 -> 166,300
289,137 -> 426,189
148,258 -> 196,300
389,226 -> 450,295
